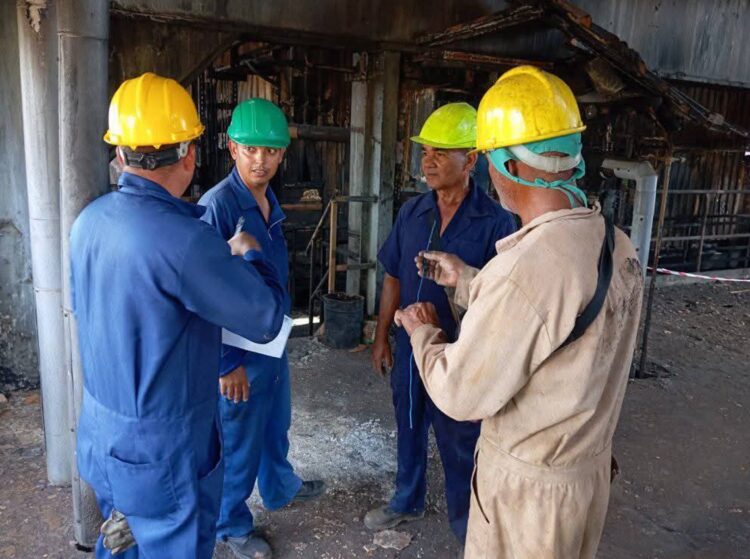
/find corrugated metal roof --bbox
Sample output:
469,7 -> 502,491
577,0 -> 750,88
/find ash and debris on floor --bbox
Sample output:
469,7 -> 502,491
0,282 -> 748,559
0,313 -> 38,393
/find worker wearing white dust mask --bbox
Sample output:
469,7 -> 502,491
396,66 -> 644,559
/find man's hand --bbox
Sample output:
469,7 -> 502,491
394,302 -> 440,336
414,251 -> 466,288
220,365 -> 250,403
370,337 -> 393,376
101,509 -> 136,555
228,231 -> 261,256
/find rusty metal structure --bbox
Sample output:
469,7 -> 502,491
4,0 -> 749,546
183,0 -> 749,324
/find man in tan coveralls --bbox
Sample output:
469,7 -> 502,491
395,66 -> 644,558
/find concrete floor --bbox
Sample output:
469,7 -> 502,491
0,282 -> 748,558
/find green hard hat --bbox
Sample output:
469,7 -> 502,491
411,102 -> 477,149
227,98 -> 291,148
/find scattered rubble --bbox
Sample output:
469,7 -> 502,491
373,529 -> 413,551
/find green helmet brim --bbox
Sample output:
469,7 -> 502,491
410,135 -> 475,149
228,134 -> 290,149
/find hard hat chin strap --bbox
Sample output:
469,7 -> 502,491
509,144 -> 581,174
488,147 -> 588,208
120,142 -> 191,171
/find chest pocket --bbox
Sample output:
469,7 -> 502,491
443,238 -> 486,269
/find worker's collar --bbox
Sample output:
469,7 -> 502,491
495,203 -> 601,254
117,172 -> 205,218
229,166 -> 286,225
414,178 -> 490,219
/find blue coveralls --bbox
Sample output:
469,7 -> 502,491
71,173 -> 286,559
377,180 -> 516,543
199,167 -> 303,541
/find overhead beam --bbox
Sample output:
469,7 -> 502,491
417,4 -> 544,47
545,0 -> 749,138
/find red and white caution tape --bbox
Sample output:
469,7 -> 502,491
648,267 -> 750,283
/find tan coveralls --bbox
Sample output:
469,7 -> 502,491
411,206 -> 643,558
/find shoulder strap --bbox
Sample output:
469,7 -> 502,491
559,214 -> 615,349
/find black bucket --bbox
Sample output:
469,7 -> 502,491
322,292 -> 364,349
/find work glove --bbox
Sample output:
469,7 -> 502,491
101,509 -> 136,555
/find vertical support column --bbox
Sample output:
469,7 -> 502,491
365,51 -> 400,315
58,0 -> 110,547
345,51 -> 400,314
17,1 -> 71,485
630,173 -> 658,276
346,56 -> 369,296
638,156 -> 674,379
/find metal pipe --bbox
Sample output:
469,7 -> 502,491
602,159 -> 659,278
305,198 -> 332,254
308,236 -> 316,335
638,156 -> 675,379
697,192 -> 713,272
289,124 -> 350,143
660,232 -> 750,242
335,195 -> 379,203
327,199 -> 338,293
58,0 -> 109,547
16,0 -> 71,486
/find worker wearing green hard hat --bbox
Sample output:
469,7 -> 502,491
366,102 -> 516,547
227,97 -> 292,149
199,98 -> 324,559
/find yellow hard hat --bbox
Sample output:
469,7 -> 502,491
411,102 -> 477,149
476,66 -> 585,152
104,72 -> 205,149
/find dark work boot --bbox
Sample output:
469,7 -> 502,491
225,533 -> 272,559
291,479 -> 326,503
364,504 -> 425,530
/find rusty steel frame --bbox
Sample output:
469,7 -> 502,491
417,3 -> 544,47
415,0 -> 748,139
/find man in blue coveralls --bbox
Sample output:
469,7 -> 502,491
365,103 -> 516,549
199,98 -> 325,559
71,73 -> 286,559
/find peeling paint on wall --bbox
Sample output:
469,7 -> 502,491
20,0 -> 49,34
2,1 -> 38,386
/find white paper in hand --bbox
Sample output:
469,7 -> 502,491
222,315 -> 293,358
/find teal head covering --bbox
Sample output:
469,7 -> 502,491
487,133 -> 587,208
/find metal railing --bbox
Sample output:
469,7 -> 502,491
304,194 -> 377,334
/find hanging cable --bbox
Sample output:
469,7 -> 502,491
408,217 -> 438,429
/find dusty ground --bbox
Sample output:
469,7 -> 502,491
0,282 -> 748,559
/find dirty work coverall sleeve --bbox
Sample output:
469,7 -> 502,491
411,276 -> 554,422
451,265 -> 480,312
179,227 -> 285,343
